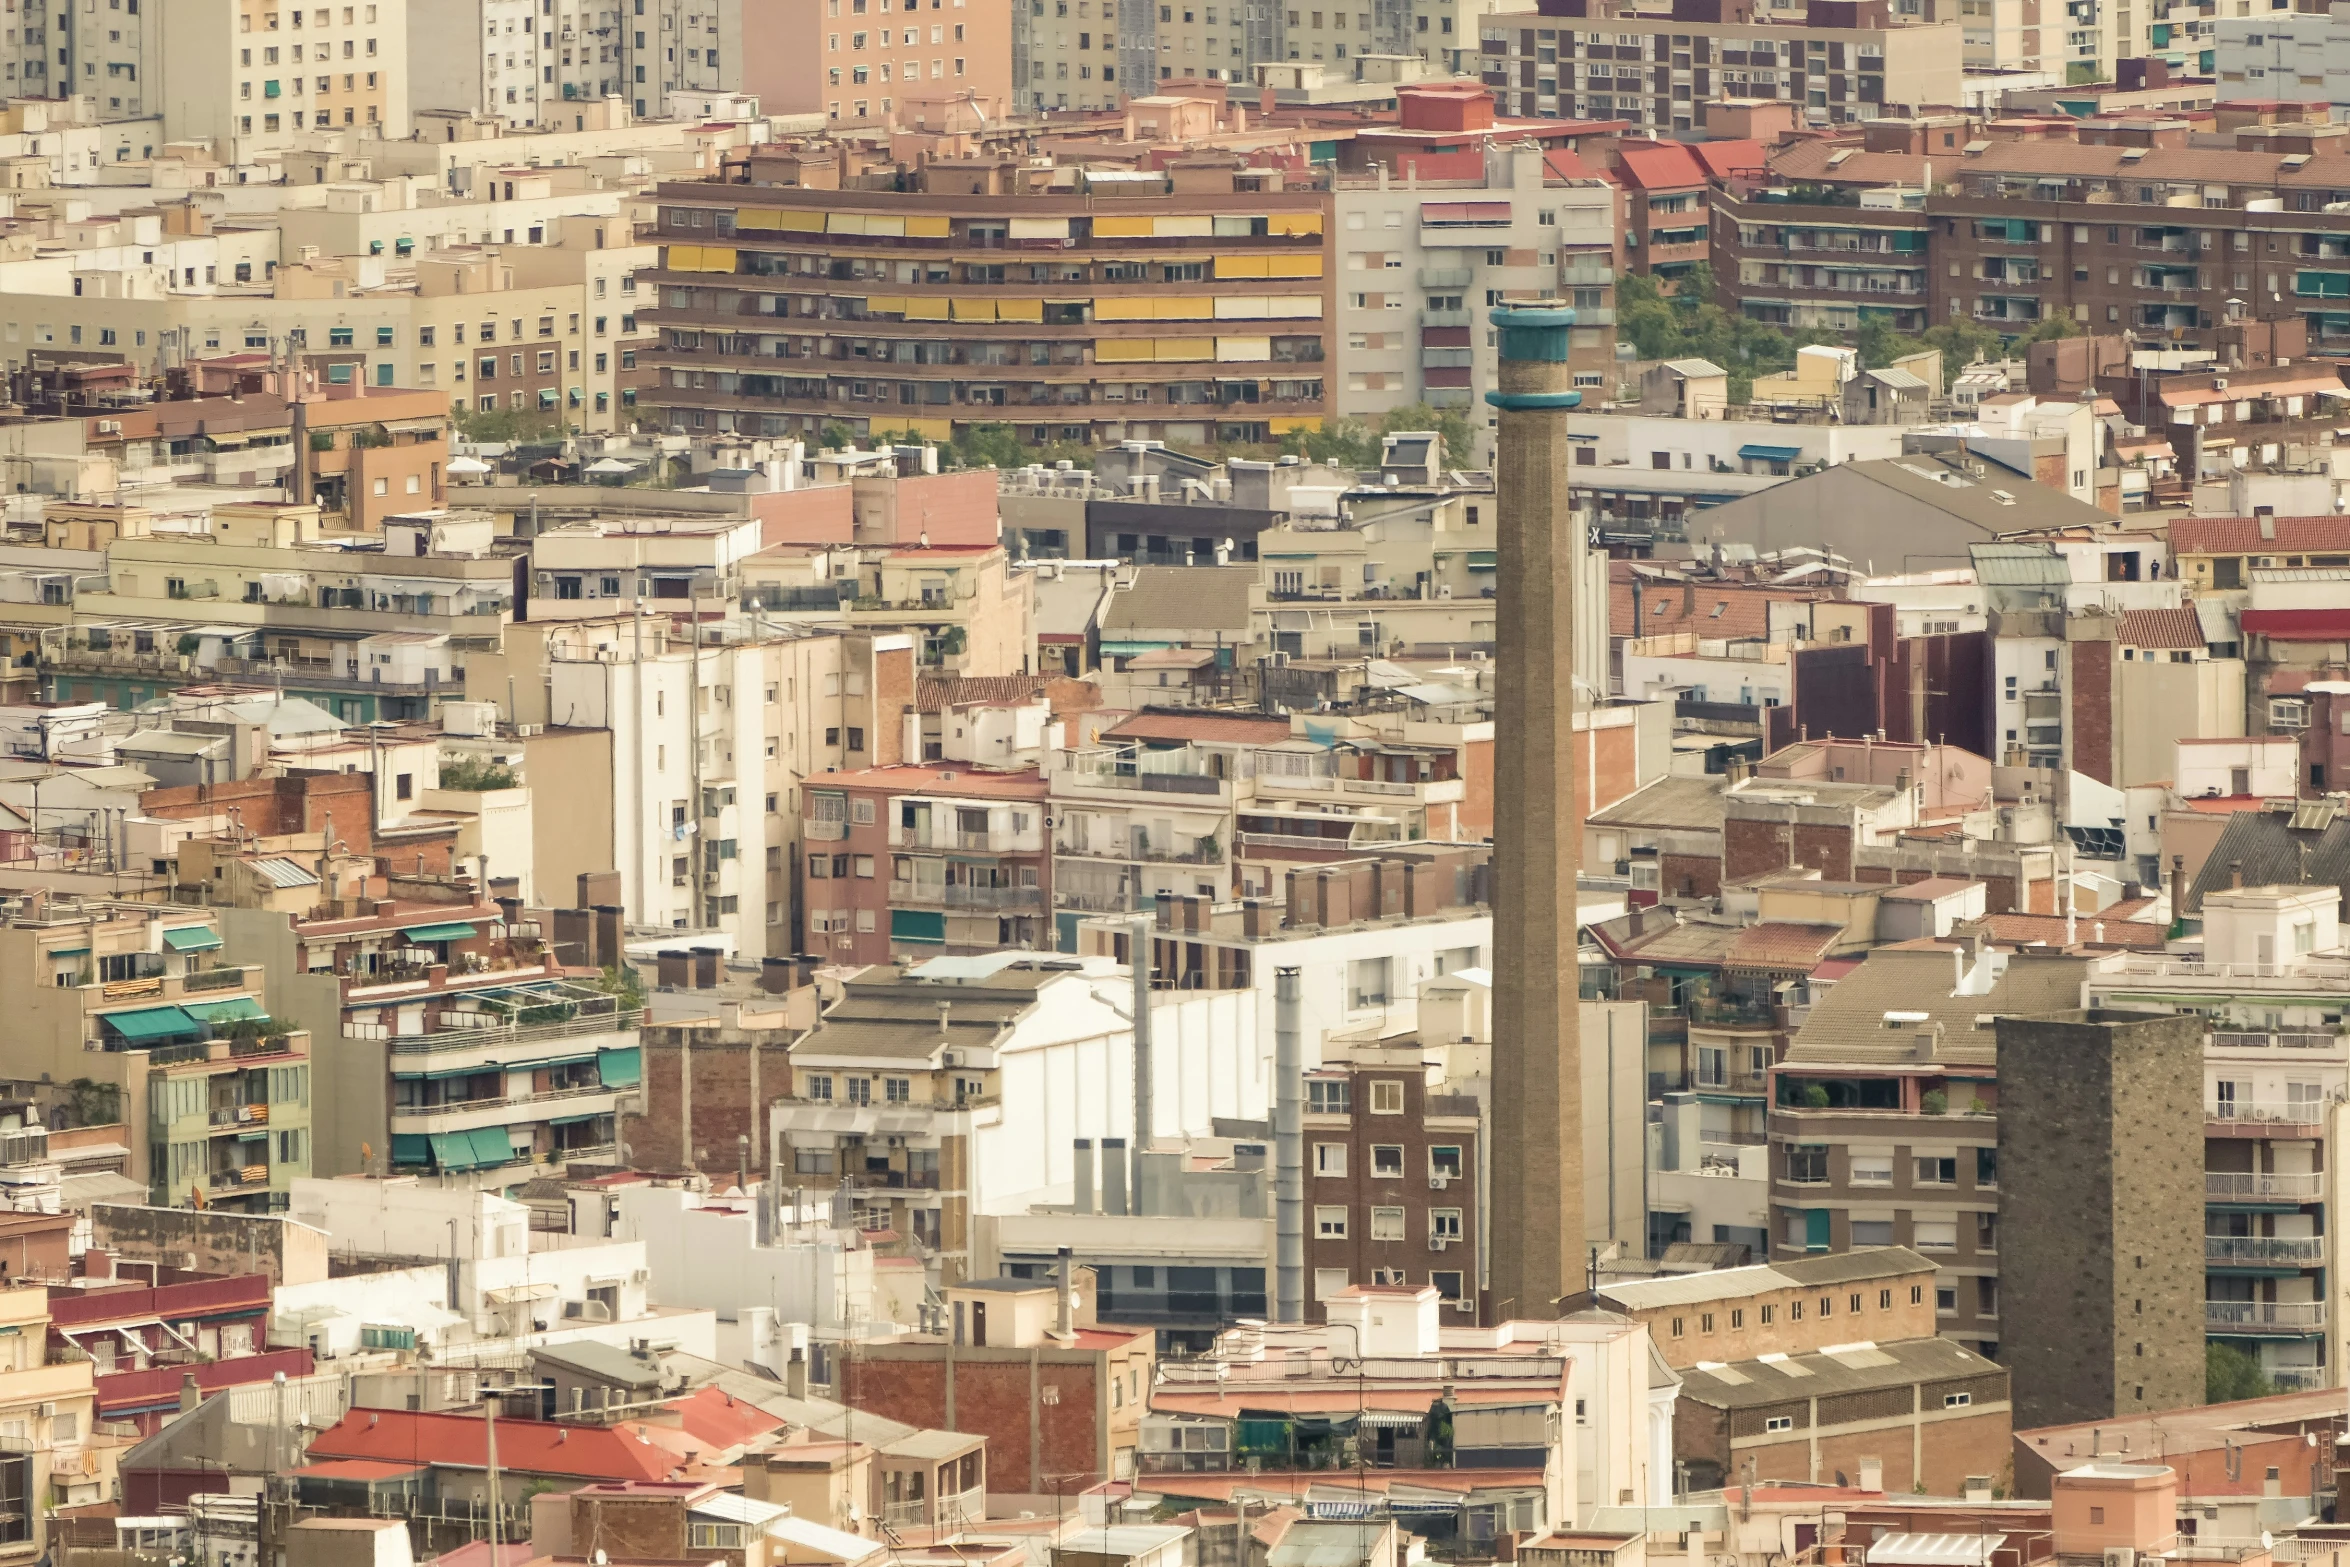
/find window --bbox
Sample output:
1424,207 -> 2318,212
1760,1305 -> 1775,1325
1431,1209 -> 1462,1239
1946,1391 -> 1974,1409
1913,1219 -> 1958,1250
845,1077 -> 872,1106
1976,1147 -> 1998,1189
1348,956 -> 1391,1008
1370,1206 -> 1405,1240
1308,1079 -> 1350,1114
1369,1079 -> 1405,1114
1787,1144 -> 1829,1183
1764,1415 -> 1794,1433
1670,1316 -> 1685,1338
1730,1308 -> 1744,1329
1316,1205 -> 1349,1238
1915,1155 -> 1957,1185
1429,1146 -> 1463,1182
1314,1143 -> 1348,1177
1371,1145 -> 1404,1178
1852,1220 -> 1894,1245
1935,1285 -> 1958,1314
805,1074 -> 833,1101
1313,1268 -> 1349,1300
884,1077 -> 911,1103
1850,1149 -> 1893,1185
1432,1270 -> 1465,1302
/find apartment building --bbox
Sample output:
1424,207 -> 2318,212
1301,1044 -> 1483,1320
159,0 -> 412,149
0,8 -> 163,113
2215,8 -> 2350,112
641,150 -> 1334,451
1769,942 -> 2097,1359
804,762 -> 1052,963
0,243 -> 650,433
0,1286 -> 101,1542
2084,885 -> 2350,1395
408,0 -> 628,123
1332,132 -> 1618,435
1475,0 -> 1962,133
776,954 -> 1264,1283
529,618 -> 912,957
0,894 -> 311,1210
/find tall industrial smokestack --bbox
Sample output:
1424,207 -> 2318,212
1274,965 -> 1305,1323
1484,300 -> 1586,1321
1129,914 -> 1153,1216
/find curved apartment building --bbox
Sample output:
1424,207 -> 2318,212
641,156 -> 1336,448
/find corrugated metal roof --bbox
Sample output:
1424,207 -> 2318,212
1785,947 -> 2093,1068
248,857 -> 320,889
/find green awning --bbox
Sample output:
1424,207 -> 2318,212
48,945 -> 90,957
525,1051 -> 598,1069
1465,550 -> 1497,569
393,1062 -> 502,1081
1098,640 -> 1175,657
550,1113 -> 605,1126
185,996 -> 268,1025
100,1005 -> 204,1043
237,1129 -> 269,1143
391,1133 -> 431,1165
430,1132 -> 482,1171
891,909 -> 947,945
597,1046 -> 642,1088
471,1126 -> 519,1166
162,927 -> 223,952
401,922 -> 479,943
1738,443 -> 1802,462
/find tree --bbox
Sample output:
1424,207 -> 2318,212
452,404 -> 564,445
1375,404 -> 1479,469
439,756 -> 520,791
1279,416 -> 1381,468
2206,1342 -> 2277,1405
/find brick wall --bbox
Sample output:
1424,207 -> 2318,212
1722,817 -> 1856,883
2070,636 -> 2116,786
841,1351 -> 1112,1493
1679,1386 -> 2011,1492
627,1022 -> 797,1175
1660,851 -> 1721,900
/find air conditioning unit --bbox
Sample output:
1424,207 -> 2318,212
1428,1237 -> 1452,1251
1429,1175 -> 1450,1189
2105,1550 -> 2135,1567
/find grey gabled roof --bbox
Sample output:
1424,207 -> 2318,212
1674,1336 -> 2004,1412
1586,774 -> 1729,833
1843,457 -> 2107,533
2186,804 -> 2350,914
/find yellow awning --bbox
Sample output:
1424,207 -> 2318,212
1268,416 -> 1324,434
1264,255 -> 1324,278
904,298 -> 950,321
1216,254 -> 1268,278
1152,297 -> 1214,319
1094,298 -> 1154,321
950,298 -> 997,322
865,296 -> 907,316
898,416 -> 954,438
863,214 -> 906,238
826,213 -> 869,235
1094,215 -> 1154,238
1216,336 -> 1271,361
997,298 -> 1045,322
739,208 -> 824,233
1267,213 -> 1325,236
905,215 -> 951,238
1095,339 -> 1156,362
1155,337 -> 1214,361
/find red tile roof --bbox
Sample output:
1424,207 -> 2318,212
1974,913 -> 2167,950
1690,139 -> 1766,181
1725,921 -> 1847,969
1610,579 -> 1821,640
304,1410 -> 681,1481
2242,609 -> 2350,640
2167,515 -> 2350,555
1612,140 -> 1708,191
1544,147 -> 1598,181
1103,712 -> 1293,745
667,1386 -> 789,1451
2117,607 -> 2205,649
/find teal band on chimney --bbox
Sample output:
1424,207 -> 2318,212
1489,304 -> 1576,360
1486,304 -> 1582,410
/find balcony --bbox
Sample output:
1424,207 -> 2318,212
391,1084 -> 626,1135
2204,1300 -> 2326,1334
2205,1235 -> 2324,1266
2212,1030 -> 2343,1052
2208,1098 -> 2327,1136
898,884 -> 1046,912
2207,1171 -> 2325,1202
377,1000 -> 641,1058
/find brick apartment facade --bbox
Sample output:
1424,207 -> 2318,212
1595,1247 -> 1940,1368
1303,1051 -> 1484,1324
1476,0 -> 1961,135
805,764 -> 1051,964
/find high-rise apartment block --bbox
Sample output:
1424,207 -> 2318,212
160,0 -> 412,149
642,154 -> 1334,450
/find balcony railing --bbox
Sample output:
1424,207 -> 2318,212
2205,1235 -> 2324,1265
898,884 -> 1046,911
2208,1098 -> 2327,1130
2204,1300 -> 2326,1333
2206,1171 -> 2324,1202
2212,1030 -> 2342,1051
376,1004 -> 641,1057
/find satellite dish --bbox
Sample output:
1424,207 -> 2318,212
361,1140 -> 374,1164
2263,1534 -> 2275,1552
